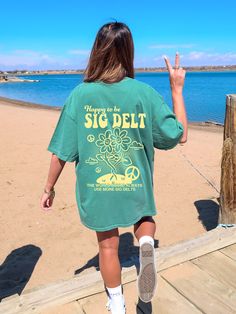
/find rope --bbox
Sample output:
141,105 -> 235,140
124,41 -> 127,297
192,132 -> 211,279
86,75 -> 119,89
178,149 -> 220,194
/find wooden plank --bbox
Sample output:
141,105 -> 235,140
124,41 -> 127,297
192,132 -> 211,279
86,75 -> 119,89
220,243 -> 236,261
78,280 -> 140,314
160,261 -> 236,314
0,226 -> 235,314
191,249 -> 236,289
79,275 -> 202,314
139,275 -> 202,314
40,301 -> 84,314
73,301 -> 85,314
155,225 -> 236,272
78,290 -> 110,314
0,272 -> 103,314
0,293 -> 20,303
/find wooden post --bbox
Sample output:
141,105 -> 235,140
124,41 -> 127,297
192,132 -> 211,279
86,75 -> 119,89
219,94 -> 236,224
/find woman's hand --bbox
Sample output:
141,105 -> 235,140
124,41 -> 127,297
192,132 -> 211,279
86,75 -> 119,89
164,52 -> 186,95
163,52 -> 188,144
40,189 -> 55,211
40,154 -> 65,212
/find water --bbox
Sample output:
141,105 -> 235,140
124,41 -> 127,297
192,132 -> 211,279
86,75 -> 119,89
0,72 -> 235,123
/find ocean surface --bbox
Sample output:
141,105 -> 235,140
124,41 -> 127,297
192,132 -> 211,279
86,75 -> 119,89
0,72 -> 235,124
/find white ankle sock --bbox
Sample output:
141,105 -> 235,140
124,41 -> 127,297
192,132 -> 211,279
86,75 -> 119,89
106,284 -> 122,297
106,285 -> 125,313
139,235 -> 154,247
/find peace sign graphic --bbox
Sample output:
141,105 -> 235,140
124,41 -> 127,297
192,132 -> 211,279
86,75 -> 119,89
87,134 -> 95,142
125,166 -> 140,181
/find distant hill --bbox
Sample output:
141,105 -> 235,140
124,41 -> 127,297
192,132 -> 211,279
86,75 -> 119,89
1,65 -> 236,75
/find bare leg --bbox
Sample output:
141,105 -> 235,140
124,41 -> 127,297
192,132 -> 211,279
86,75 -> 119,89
96,228 -> 121,288
133,216 -> 156,241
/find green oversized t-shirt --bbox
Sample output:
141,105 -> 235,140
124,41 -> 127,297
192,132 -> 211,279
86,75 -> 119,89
47,76 -> 184,231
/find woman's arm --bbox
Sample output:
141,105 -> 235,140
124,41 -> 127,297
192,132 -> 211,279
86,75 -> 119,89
40,153 -> 66,210
172,92 -> 188,143
164,53 -> 188,143
45,153 -> 66,191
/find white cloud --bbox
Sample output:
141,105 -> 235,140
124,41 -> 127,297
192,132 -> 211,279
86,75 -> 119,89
152,50 -> 236,66
68,49 -> 90,55
0,49 -> 88,70
0,50 -> 58,67
13,50 -> 42,56
182,51 -> 236,65
153,54 -> 167,61
1,47 -> 236,70
148,43 -> 195,49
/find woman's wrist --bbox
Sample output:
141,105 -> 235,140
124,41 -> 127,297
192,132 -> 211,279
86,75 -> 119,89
172,90 -> 184,108
44,186 -> 55,197
171,89 -> 183,97
44,184 -> 54,192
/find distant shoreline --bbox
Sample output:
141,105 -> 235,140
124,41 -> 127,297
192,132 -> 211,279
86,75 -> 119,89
1,65 -> 236,76
0,95 -> 224,132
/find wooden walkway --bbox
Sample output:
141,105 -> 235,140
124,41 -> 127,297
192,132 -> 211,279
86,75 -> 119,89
1,226 -> 236,314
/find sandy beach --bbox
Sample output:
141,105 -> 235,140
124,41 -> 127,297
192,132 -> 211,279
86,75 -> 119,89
0,97 -> 223,305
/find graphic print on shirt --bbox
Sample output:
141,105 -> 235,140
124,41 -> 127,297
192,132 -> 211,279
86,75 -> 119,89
84,104 -> 146,192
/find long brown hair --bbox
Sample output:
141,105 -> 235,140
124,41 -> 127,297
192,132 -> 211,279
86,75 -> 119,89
83,21 -> 134,83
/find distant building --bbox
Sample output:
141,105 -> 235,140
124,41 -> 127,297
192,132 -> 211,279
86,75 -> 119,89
0,74 -> 8,81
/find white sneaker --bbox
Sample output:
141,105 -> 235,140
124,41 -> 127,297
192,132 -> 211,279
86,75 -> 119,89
137,242 -> 158,302
105,286 -> 126,313
105,295 -> 126,313
106,298 -> 111,311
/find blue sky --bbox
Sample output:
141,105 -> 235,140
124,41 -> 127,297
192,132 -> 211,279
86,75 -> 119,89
1,0 -> 236,70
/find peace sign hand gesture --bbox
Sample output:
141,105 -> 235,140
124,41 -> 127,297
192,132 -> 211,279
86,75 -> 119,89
164,52 -> 186,94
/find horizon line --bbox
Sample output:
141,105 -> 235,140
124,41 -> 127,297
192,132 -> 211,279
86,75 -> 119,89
1,64 -> 236,73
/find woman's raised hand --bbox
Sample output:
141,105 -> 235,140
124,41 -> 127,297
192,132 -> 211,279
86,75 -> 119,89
164,52 -> 186,94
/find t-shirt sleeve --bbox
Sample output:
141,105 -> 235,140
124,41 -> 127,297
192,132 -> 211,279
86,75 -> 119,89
47,93 -> 79,162
149,87 -> 184,150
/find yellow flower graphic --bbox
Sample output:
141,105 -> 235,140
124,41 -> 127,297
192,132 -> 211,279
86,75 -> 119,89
110,127 -> 132,152
95,130 -> 115,153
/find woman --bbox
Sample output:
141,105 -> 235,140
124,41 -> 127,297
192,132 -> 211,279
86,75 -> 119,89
40,21 -> 187,313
